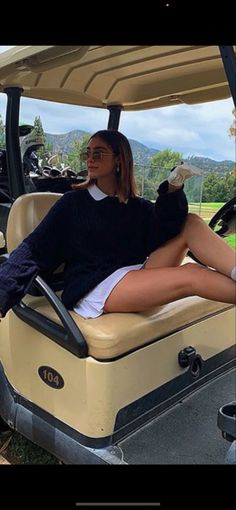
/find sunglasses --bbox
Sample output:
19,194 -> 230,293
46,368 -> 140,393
80,150 -> 115,161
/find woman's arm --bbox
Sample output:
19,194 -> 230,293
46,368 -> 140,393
0,191 -> 74,317
0,241 -> 39,317
154,163 -> 202,241
143,164 -> 202,254
154,180 -> 189,238
142,181 -> 188,255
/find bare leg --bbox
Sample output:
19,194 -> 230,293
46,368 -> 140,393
144,232 -> 188,269
182,213 -> 235,277
104,213 -> 236,312
104,263 -> 235,312
145,213 -> 236,277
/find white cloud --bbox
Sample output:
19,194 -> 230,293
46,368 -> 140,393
0,46 -> 15,54
119,100 -> 235,161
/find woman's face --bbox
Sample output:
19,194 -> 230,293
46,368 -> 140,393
85,136 -> 118,180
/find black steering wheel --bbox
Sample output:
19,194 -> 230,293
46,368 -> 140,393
188,196 -> 236,263
209,196 -> 236,237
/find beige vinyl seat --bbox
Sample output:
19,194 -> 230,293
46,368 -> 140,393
7,192 -> 232,360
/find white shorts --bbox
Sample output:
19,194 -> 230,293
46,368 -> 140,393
73,263 -> 144,319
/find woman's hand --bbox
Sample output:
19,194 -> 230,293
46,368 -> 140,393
168,163 -> 202,188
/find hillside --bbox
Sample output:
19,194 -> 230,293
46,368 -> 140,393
45,130 -> 235,173
46,130 -> 91,154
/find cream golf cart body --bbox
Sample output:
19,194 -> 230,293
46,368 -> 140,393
0,46 -> 235,464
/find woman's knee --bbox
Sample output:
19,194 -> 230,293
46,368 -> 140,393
171,213 -> 203,242
181,262 -> 206,292
184,212 -> 205,229
181,213 -> 206,243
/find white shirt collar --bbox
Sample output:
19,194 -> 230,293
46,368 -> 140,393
87,184 -> 127,203
88,184 -> 108,201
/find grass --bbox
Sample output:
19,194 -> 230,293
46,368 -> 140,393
1,201 -> 235,464
8,433 -> 60,464
0,430 -> 60,464
189,202 -> 235,248
190,202 -> 225,210
224,235 -> 235,249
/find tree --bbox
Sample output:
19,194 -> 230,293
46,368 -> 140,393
202,172 -> 236,202
33,116 -> 45,139
0,113 -> 5,147
228,108 -> 236,138
64,134 -> 90,173
32,116 -> 46,158
149,148 -> 183,183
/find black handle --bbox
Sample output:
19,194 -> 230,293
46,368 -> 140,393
13,274 -> 88,358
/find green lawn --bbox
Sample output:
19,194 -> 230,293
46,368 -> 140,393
189,202 -> 235,249
224,235 -> 235,249
190,202 -> 225,210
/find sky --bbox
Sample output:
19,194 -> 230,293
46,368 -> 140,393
0,46 -> 235,162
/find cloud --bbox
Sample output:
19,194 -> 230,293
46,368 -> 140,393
119,100 -> 235,161
0,46 -> 235,162
0,46 -> 14,53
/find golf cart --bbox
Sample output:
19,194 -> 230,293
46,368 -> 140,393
0,46 -> 235,464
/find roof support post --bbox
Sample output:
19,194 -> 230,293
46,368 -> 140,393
219,46 -> 236,108
4,87 -> 26,199
107,105 -> 122,131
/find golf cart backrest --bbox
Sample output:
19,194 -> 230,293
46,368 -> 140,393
6,192 -> 64,294
6,192 -> 62,252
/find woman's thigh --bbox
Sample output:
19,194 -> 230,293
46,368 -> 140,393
145,234 -> 188,270
104,264 -> 195,313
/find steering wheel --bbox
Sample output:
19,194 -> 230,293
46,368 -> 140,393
209,196 -> 236,237
188,196 -> 236,263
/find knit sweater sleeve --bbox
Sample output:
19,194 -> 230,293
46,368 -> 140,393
0,241 -> 39,316
143,181 -> 189,254
0,191 -> 73,316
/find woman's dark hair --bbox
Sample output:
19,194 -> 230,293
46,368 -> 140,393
72,130 -> 138,202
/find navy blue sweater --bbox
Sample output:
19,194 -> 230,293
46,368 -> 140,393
0,184 -> 188,316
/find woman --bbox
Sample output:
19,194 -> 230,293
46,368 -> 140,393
0,130 -> 235,320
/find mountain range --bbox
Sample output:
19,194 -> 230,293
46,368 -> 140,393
45,130 -> 235,173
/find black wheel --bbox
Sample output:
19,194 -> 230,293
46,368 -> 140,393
209,196 -> 236,237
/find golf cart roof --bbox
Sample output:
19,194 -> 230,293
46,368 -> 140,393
0,45 -> 233,110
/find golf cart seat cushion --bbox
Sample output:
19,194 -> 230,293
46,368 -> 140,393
6,192 -> 63,252
28,296 -> 231,359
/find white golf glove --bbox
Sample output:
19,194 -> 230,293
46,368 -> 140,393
168,163 -> 203,187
